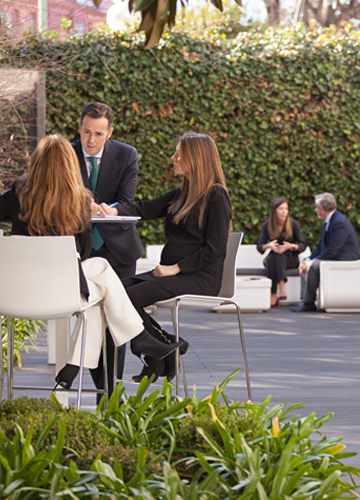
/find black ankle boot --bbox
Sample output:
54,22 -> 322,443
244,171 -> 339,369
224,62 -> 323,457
132,356 -> 166,383
151,330 -> 190,382
131,329 -> 185,361
149,324 -> 189,355
54,364 -> 79,390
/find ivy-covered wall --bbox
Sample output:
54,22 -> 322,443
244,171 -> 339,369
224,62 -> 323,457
3,27 -> 360,248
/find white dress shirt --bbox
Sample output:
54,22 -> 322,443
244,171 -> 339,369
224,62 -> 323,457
82,146 -> 105,177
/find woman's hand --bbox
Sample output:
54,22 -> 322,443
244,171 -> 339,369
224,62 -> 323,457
98,203 -> 118,216
265,240 -> 279,252
153,264 -> 181,277
277,240 -> 294,254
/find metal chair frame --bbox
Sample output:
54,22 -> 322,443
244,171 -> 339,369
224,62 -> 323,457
155,232 -> 252,401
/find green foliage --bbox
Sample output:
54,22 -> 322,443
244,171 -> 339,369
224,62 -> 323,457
0,418 -> 162,499
191,396 -> 360,498
0,397 -> 110,454
0,373 -> 358,498
2,25 -> 360,249
1,318 -> 42,373
96,375 -> 189,453
174,402 -> 262,453
0,396 -> 157,482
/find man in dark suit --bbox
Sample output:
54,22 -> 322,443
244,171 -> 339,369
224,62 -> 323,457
73,102 -> 143,397
292,193 -> 360,312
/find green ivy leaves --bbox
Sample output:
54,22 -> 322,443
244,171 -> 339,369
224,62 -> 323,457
2,26 -> 360,248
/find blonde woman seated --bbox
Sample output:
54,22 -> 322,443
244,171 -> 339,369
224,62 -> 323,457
257,198 -> 306,307
0,134 -> 184,391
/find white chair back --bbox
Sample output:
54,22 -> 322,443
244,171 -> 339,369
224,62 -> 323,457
235,244 -> 265,269
217,232 -> 244,298
146,245 -> 164,261
0,236 -> 82,319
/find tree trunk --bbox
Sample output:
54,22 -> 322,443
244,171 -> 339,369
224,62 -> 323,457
263,0 -> 280,26
299,0 -> 360,27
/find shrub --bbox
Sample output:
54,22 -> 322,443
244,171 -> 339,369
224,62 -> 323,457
0,396 -> 110,454
0,376 -> 358,499
94,375 -> 360,497
0,396 -> 159,481
174,402 -> 262,452
191,396 -> 360,498
75,444 -> 159,482
1,318 -> 42,372
1,26 -> 360,249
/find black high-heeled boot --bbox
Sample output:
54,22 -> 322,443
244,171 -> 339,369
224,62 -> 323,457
131,329 -> 185,361
132,356 -> 166,383
157,329 -> 189,355
53,364 -> 79,391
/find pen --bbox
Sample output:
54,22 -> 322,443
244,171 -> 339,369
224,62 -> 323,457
109,202 -> 118,208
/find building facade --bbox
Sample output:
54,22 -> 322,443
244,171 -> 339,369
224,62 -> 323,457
0,0 -> 111,40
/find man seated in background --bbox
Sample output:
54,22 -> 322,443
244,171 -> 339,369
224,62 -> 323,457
292,192 -> 360,312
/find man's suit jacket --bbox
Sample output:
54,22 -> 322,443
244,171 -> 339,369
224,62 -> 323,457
72,139 -> 143,267
310,210 -> 360,261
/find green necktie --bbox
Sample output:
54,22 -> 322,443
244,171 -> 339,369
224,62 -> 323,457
88,157 -> 104,251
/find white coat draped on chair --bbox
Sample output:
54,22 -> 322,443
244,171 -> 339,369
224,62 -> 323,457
68,257 -> 144,368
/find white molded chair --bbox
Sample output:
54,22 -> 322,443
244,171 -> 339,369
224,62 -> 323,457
318,260 -> 360,312
0,236 -> 107,409
146,245 -> 164,260
155,232 -> 252,401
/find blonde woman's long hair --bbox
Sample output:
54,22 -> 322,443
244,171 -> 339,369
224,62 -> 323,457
268,197 -> 293,240
169,133 -> 228,227
17,134 -> 92,236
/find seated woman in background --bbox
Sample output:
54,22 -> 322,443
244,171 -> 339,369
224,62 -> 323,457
98,132 -> 233,383
0,134 -> 184,392
257,197 -> 306,307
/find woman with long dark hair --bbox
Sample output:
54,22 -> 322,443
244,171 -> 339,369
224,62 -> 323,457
99,132 -> 233,382
0,134 -> 184,391
257,197 -> 306,307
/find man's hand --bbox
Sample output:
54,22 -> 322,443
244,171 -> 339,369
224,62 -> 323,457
98,203 -> 118,216
299,260 -> 309,277
91,201 -> 101,215
153,264 -> 180,277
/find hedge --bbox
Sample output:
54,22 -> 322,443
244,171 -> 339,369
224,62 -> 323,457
1,26 -> 360,248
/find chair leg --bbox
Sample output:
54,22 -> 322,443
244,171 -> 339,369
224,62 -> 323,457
179,357 -> 189,399
76,311 -> 87,409
170,305 -> 180,395
102,325 -> 109,406
234,303 -> 252,402
170,300 -> 190,397
8,318 -> 14,400
113,340 -> 118,395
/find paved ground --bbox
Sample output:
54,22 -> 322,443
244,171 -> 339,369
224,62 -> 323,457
5,305 -> 360,467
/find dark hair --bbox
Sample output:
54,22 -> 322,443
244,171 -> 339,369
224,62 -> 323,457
268,197 -> 293,240
80,102 -> 114,129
